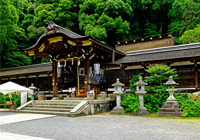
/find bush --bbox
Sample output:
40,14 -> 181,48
144,86 -> 169,113
121,94 -> 140,113
0,93 -> 32,108
175,93 -> 200,117
121,74 -> 141,113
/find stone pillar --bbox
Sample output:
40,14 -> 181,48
110,78 -> 125,114
133,77 -> 149,115
157,76 -> 183,117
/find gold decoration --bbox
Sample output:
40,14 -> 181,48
90,47 -> 93,50
28,51 -> 35,56
48,36 -> 63,44
53,56 -> 83,61
68,40 -> 76,46
82,40 -> 92,46
68,54 -> 70,57
38,43 -> 45,52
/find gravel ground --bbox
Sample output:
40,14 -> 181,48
0,113 -> 200,140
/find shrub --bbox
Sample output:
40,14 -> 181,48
121,94 -> 140,113
121,74 -> 141,113
175,93 -> 200,117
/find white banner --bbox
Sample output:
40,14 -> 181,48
21,92 -> 27,106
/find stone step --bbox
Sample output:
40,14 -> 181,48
27,105 -> 75,109
162,104 -> 180,108
157,112 -> 183,117
32,103 -> 79,106
18,110 -> 71,116
23,107 -> 72,112
35,100 -> 82,104
159,108 -> 182,112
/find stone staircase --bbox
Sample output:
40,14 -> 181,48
16,100 -> 89,117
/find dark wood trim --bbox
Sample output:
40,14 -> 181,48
194,61 -> 199,90
26,76 -> 28,87
52,60 -> 58,97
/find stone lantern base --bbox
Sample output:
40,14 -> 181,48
111,106 -> 125,115
157,101 -> 182,117
132,107 -> 149,116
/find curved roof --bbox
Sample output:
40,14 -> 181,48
24,21 -> 125,62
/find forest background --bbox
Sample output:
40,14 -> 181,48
1,0 -> 200,69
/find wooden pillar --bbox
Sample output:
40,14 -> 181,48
26,76 -> 28,87
36,74 -> 39,87
84,59 -> 90,94
194,61 -> 199,90
77,61 -> 80,96
16,76 -> 19,84
122,65 -> 126,86
143,65 -> 146,78
48,73 -> 50,90
52,60 -> 58,97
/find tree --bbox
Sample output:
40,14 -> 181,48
141,0 -> 174,33
145,64 -> 178,86
181,1 -> 200,34
0,0 -> 31,68
79,0 -> 133,46
180,24 -> 200,43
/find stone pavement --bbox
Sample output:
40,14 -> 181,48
0,113 -> 56,125
0,132 -> 54,140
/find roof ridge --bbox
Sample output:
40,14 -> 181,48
126,42 -> 200,56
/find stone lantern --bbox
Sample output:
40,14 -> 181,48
111,78 -> 125,114
164,76 -> 178,101
28,83 -> 37,101
134,77 -> 149,115
158,76 -> 182,117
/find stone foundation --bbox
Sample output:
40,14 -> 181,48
132,107 -> 149,116
157,101 -> 182,117
111,106 -> 125,114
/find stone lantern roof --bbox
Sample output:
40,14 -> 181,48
164,76 -> 179,86
112,78 -> 124,87
134,77 -> 147,86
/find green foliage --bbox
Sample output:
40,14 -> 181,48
129,74 -> 142,95
144,86 -> 169,113
121,94 -> 140,113
180,24 -> 200,43
143,64 -> 178,113
0,93 -> 32,107
145,64 -> 178,86
121,74 -> 141,113
181,1 -> 200,34
79,0 -> 132,46
175,93 -> 200,117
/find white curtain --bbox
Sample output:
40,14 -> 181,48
94,63 -> 100,75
